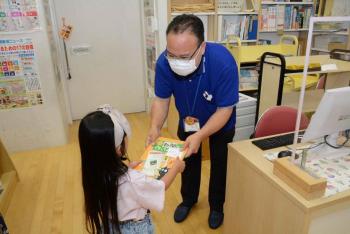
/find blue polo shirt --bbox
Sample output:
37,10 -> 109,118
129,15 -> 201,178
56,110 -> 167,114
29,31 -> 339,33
155,42 -> 239,132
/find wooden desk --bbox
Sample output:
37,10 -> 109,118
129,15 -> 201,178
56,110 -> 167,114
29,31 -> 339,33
224,140 -> 350,234
257,54 -> 350,120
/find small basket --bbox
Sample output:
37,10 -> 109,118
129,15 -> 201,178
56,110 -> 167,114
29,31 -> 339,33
217,0 -> 244,13
171,0 -> 215,12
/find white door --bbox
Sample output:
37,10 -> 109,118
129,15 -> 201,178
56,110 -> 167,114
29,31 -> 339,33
53,0 -> 146,119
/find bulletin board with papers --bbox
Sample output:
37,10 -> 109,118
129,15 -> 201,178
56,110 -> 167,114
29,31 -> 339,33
0,0 -> 40,33
0,38 -> 43,110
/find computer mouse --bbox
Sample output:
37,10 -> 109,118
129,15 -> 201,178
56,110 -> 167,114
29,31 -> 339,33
277,150 -> 292,158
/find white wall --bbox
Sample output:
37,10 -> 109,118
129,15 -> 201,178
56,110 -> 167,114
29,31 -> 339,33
53,0 -> 146,119
0,0 -> 69,153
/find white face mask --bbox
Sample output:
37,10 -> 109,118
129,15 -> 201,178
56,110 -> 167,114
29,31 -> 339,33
167,45 -> 202,77
168,58 -> 197,76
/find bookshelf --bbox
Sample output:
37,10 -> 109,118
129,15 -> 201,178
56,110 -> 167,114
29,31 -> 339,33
259,1 -> 314,33
166,0 -> 317,45
166,0 -> 304,94
217,14 -> 258,41
167,0 -> 260,43
260,1 -> 313,5
310,0 -> 350,55
217,12 -> 258,15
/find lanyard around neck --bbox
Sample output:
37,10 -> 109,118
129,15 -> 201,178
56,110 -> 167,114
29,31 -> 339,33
185,57 -> 206,117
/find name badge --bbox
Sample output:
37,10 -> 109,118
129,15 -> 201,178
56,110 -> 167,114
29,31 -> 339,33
184,116 -> 200,132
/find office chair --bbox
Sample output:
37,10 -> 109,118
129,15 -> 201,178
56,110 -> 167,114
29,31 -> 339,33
253,106 -> 310,138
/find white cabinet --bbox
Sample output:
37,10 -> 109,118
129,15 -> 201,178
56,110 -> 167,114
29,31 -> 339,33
234,93 -> 257,141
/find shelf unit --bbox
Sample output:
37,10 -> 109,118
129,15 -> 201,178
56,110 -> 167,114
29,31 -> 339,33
260,1 -> 313,5
260,28 -> 309,32
259,0 -> 314,43
171,11 -> 216,16
166,0 -> 317,44
217,11 -> 258,15
167,0 -> 261,44
0,138 -> 19,215
165,0 -> 316,91
311,26 -> 350,55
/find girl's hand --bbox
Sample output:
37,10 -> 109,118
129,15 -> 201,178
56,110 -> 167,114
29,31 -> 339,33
172,158 -> 185,173
128,161 -> 142,168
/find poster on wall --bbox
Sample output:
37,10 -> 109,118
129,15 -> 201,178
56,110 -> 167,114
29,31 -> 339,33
143,0 -> 157,90
0,0 -> 40,33
0,38 -> 43,110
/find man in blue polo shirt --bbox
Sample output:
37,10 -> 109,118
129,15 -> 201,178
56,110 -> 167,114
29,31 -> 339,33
146,14 -> 239,229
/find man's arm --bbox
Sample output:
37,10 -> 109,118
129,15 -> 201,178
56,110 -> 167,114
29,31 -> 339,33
184,106 -> 233,156
146,97 -> 171,146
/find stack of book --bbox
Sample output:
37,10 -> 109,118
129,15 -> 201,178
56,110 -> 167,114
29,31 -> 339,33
219,15 -> 258,41
260,5 -> 313,31
239,69 -> 259,90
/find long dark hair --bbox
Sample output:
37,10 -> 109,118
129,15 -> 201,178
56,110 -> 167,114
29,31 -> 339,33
79,111 -> 128,234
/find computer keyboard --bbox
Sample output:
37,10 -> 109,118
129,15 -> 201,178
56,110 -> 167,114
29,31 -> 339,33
252,132 -> 304,150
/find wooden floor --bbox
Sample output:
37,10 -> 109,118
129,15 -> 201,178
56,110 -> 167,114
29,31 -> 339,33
4,112 -> 222,234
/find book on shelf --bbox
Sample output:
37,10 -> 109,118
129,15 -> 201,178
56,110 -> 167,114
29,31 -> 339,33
276,5 -> 285,30
260,4 -> 313,31
239,82 -> 258,91
261,1 -> 313,2
219,15 -> 258,41
135,137 -> 187,179
240,69 -> 258,78
239,69 -> 259,90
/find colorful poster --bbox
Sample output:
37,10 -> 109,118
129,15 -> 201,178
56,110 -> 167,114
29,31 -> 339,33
0,0 -> 40,33
0,38 -> 43,109
143,0 -> 157,90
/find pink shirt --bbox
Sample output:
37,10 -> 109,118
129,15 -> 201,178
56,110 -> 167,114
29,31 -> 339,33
117,169 -> 165,221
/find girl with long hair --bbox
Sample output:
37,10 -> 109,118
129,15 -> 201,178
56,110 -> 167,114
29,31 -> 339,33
79,104 -> 185,234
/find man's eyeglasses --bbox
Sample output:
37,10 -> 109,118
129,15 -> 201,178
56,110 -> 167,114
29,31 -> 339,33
165,43 -> 201,61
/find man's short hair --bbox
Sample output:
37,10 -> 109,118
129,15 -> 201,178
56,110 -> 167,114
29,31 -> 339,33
166,14 -> 204,45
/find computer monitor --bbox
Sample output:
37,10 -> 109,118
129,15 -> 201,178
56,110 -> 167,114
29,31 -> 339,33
302,86 -> 350,142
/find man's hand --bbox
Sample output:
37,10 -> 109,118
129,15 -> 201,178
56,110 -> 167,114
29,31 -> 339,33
184,132 -> 203,157
146,126 -> 160,147
146,97 -> 170,147
182,107 -> 234,156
